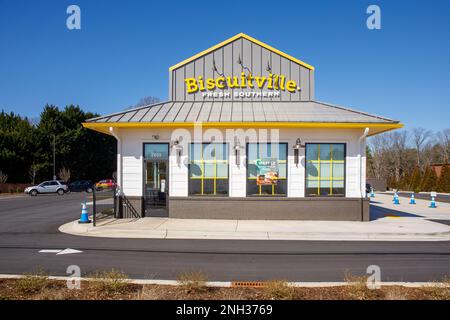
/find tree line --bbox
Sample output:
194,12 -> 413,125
367,128 -> 450,192
0,105 -> 116,184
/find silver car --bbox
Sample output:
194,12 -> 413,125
24,180 -> 69,196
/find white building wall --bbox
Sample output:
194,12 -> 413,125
229,149 -> 246,197
120,131 -> 143,197
115,127 -> 367,199
360,136 -> 367,197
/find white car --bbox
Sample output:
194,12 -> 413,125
24,180 -> 69,196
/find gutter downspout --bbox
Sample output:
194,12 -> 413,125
359,127 -> 369,221
359,127 -> 369,197
109,127 -> 122,196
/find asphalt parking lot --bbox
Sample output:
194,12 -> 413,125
0,192 -> 90,233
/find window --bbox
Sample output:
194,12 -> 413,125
189,143 -> 229,196
246,143 -> 287,196
144,143 -> 169,161
305,143 -> 345,196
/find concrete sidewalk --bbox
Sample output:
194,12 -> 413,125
59,193 -> 450,241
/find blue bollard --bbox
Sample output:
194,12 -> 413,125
429,196 -> 437,208
78,201 -> 91,223
393,192 -> 400,205
409,193 -> 416,205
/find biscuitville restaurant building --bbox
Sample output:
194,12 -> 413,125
83,33 -> 402,221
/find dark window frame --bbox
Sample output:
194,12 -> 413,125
142,142 -> 170,196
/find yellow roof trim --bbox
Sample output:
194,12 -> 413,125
169,33 -> 315,72
83,122 -> 402,136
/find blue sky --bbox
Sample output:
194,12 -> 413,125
0,0 -> 449,131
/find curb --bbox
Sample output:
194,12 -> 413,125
59,220 -> 450,242
0,274 -> 448,288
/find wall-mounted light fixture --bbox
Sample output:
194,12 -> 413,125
234,140 -> 243,166
171,139 -> 183,165
293,138 -> 305,167
152,135 -> 160,140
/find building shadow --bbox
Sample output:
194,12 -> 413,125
370,204 -> 424,221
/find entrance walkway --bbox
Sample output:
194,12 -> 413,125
59,193 -> 450,241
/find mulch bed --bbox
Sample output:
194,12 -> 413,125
0,279 -> 449,300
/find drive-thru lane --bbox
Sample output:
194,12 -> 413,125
0,193 -> 449,281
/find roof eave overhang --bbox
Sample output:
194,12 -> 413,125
82,122 -> 403,137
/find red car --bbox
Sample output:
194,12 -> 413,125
95,179 -> 116,190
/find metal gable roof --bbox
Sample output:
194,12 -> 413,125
85,100 -> 399,124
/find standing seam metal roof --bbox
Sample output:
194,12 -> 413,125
85,101 -> 399,124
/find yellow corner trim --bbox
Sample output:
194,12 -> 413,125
83,122 -> 403,136
169,33 -> 314,72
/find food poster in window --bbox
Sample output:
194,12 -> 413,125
255,158 -> 279,185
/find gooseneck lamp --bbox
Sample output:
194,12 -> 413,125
234,140 -> 243,166
293,138 -> 305,167
171,139 -> 183,165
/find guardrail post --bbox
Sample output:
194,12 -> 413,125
119,196 -> 123,218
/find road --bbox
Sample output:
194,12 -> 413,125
0,193 -> 449,282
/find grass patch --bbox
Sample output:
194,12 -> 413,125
422,276 -> 450,300
177,271 -> 209,293
384,286 -> 408,300
264,280 -> 296,300
15,269 -> 51,294
343,271 -> 377,300
89,269 -> 130,296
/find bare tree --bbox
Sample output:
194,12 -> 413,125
421,141 -> 436,168
367,128 -> 450,190
125,96 -> 161,110
389,130 -> 410,181
0,171 -> 8,184
411,127 -> 431,168
28,164 -> 39,185
136,96 -> 161,107
368,134 -> 389,180
58,167 -> 71,182
437,129 -> 450,163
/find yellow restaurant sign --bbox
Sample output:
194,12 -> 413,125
184,72 -> 300,94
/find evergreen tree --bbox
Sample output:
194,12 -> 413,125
409,166 -> 422,192
421,166 -> 438,192
437,164 -> 450,193
399,172 -> 411,191
366,145 -> 374,177
0,105 -> 116,183
0,111 -> 36,182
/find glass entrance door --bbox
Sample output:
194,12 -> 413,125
144,143 -> 169,217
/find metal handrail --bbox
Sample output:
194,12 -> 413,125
115,185 -> 140,219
